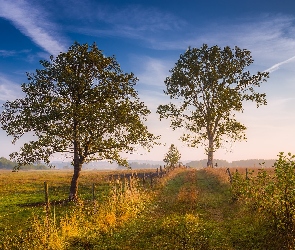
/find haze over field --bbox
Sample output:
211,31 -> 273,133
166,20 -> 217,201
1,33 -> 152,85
1,0 -> 295,162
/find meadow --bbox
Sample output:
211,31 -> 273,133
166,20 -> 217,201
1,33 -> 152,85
0,169 -> 149,237
0,162 -> 294,249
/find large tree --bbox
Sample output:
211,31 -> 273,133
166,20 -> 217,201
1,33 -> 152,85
157,44 -> 269,167
0,42 -> 157,200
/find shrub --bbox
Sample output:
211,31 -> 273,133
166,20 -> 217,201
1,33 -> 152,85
231,152 -> 295,248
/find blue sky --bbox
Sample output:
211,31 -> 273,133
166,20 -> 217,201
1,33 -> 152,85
1,0 -> 295,162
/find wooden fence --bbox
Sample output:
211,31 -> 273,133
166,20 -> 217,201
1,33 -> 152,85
226,167 -> 250,183
43,166 -> 171,208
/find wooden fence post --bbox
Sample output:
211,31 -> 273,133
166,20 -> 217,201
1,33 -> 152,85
226,168 -> 233,183
92,183 -> 95,201
44,181 -> 50,213
44,182 -> 49,203
53,203 -> 56,225
150,174 -> 153,187
129,175 -> 132,191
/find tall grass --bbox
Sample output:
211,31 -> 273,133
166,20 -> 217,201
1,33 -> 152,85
0,174 -> 152,249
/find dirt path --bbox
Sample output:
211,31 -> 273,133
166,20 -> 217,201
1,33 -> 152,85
108,168 -> 235,249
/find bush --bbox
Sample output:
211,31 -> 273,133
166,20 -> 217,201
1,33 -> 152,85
231,152 -> 295,248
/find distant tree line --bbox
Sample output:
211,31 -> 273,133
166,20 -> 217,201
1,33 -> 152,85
0,157 -> 15,169
0,157 -> 48,170
187,159 -> 276,168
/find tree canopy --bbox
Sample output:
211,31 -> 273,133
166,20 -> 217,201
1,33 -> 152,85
0,42 -> 157,199
157,44 -> 269,167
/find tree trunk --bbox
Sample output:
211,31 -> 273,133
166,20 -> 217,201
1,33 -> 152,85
69,141 -> 83,201
69,161 -> 82,201
207,137 -> 214,168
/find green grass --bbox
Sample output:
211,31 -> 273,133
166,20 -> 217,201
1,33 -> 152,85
0,169 -> 112,237
0,167 -> 288,249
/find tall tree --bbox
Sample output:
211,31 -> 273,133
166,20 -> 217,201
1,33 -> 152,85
163,144 -> 181,170
157,44 -> 269,167
0,42 -> 157,200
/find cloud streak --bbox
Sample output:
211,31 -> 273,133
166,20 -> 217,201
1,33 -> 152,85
265,55 -> 295,73
0,0 -> 66,56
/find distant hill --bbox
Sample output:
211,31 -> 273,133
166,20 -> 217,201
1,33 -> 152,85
230,159 -> 276,168
186,159 -> 276,168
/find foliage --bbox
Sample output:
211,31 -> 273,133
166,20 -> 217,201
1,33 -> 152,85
157,44 -> 269,167
163,144 -> 181,170
0,42 -> 157,199
231,152 -> 295,248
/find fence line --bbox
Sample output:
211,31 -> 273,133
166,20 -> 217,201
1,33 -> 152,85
1,165 -> 182,219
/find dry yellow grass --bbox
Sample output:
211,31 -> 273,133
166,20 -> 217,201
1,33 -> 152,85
177,169 -> 198,206
204,166 -> 275,184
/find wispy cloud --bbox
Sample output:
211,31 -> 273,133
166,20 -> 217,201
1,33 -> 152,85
59,0 -> 186,41
135,56 -> 171,87
103,5 -> 186,32
0,49 -> 31,58
0,0 -> 66,56
0,50 -> 17,57
0,74 -> 23,101
131,15 -> 295,92
230,15 -> 295,72
185,15 -> 295,73
142,14 -> 295,65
